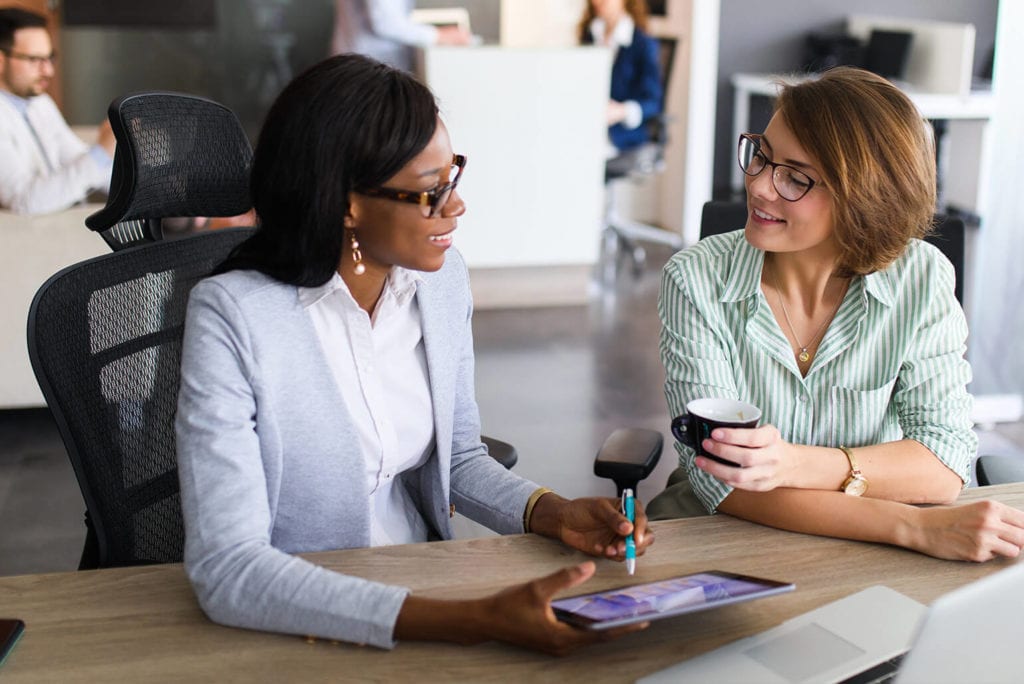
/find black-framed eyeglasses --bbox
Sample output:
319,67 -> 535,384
737,134 -> 820,202
1,49 -> 57,67
359,154 -> 466,218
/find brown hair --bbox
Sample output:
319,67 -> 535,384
578,0 -> 650,44
775,66 -> 936,275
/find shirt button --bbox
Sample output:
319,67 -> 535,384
799,395 -> 808,403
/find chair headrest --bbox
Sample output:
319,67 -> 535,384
86,91 -> 253,237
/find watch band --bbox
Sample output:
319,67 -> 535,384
838,445 -> 868,496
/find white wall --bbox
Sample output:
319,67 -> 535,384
969,0 -> 1024,396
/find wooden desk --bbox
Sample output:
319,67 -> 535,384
2,484 -> 1021,682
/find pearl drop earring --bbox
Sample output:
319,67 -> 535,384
349,230 -> 365,275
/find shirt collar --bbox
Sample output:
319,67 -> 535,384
589,15 -> 635,49
297,266 -> 423,310
718,232 -> 895,307
861,268 -> 896,307
0,90 -> 30,117
719,235 -> 766,303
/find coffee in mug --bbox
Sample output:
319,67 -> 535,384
671,398 -> 761,467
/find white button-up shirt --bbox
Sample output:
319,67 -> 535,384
300,267 -> 434,546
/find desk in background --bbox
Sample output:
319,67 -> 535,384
2,484 -> 1021,682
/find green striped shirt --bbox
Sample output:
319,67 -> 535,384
659,230 -> 976,513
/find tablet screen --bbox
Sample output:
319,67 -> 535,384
552,570 -> 794,630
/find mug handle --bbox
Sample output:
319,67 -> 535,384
670,413 -> 694,446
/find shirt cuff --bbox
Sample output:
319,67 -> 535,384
88,144 -> 113,172
621,100 -> 643,129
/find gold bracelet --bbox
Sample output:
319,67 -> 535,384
523,487 -> 554,533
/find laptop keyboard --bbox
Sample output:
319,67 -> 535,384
839,652 -> 908,684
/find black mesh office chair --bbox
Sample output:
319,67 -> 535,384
29,229 -> 254,568
27,92 -> 257,568
601,37 -> 683,280
86,92 -> 253,251
700,200 -> 1024,485
27,92 -> 525,569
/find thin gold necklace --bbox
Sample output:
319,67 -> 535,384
770,263 -> 847,364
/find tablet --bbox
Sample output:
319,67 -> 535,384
551,570 -> 794,630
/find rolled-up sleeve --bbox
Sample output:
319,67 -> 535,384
659,259 -> 740,513
892,255 -> 976,484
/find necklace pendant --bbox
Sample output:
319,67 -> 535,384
798,349 -> 811,363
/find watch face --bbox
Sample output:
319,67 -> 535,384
843,476 -> 868,496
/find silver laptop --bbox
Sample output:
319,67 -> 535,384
640,562 -> 1024,684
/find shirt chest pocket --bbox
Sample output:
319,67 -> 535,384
829,378 -> 900,447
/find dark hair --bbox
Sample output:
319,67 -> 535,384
775,67 -> 935,275
0,8 -> 48,51
219,53 -> 439,286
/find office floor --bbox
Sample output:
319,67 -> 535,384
2,244 -> 1023,577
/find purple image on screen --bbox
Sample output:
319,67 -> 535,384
552,573 -> 771,621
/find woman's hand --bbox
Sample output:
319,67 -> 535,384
477,562 -> 648,655
695,424 -> 800,492
529,494 -> 654,560
606,100 -> 627,126
397,562 -> 647,655
906,500 -> 1024,562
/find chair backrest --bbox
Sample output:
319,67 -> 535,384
648,37 -> 677,145
698,200 -> 966,304
86,92 -> 253,251
28,228 -> 254,568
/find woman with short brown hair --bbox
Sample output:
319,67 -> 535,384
776,67 -> 937,275
650,67 -> 1024,562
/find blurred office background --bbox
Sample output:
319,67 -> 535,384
1,0 -> 1021,575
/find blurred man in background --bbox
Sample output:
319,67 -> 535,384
0,7 -> 114,214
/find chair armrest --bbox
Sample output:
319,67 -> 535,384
482,435 -> 518,470
975,454 -> 1024,486
594,428 -> 663,497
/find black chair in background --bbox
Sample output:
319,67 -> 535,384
600,37 -> 683,279
976,456 -> 1024,486
26,92 -> 527,568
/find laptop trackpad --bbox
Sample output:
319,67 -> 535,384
745,622 -> 866,682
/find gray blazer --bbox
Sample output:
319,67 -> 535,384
176,249 -> 539,649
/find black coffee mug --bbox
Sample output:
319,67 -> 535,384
671,398 -> 761,467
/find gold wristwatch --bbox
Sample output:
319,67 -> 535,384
839,446 -> 868,496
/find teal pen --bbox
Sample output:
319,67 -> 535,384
623,488 -> 636,575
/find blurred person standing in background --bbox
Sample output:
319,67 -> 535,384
331,0 -> 471,73
579,0 -> 662,153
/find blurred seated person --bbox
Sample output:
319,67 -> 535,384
0,8 -> 114,214
579,0 -> 662,155
331,0 -> 471,73
176,54 -> 653,654
649,67 -> 1024,562
162,209 -> 257,235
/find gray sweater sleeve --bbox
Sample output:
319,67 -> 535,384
176,279 -> 409,649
